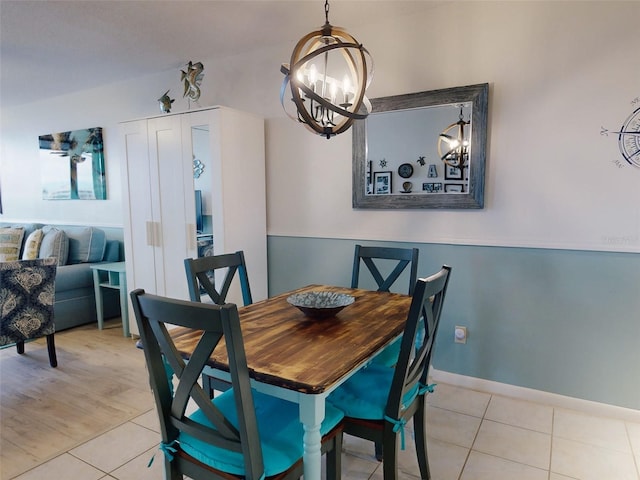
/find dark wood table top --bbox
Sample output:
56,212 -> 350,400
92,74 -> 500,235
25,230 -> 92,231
171,284 -> 411,394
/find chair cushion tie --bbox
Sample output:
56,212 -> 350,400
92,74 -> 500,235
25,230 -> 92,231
147,440 -> 178,467
418,382 -> 436,395
383,415 -> 407,450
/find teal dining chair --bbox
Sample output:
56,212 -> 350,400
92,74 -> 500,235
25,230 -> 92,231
351,245 -> 419,296
184,250 -> 253,306
328,266 -> 452,477
130,289 -> 344,480
185,251 -> 253,397
351,244 -> 419,368
350,245 -> 420,459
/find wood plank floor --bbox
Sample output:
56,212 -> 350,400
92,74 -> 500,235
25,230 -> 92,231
0,320 -> 154,480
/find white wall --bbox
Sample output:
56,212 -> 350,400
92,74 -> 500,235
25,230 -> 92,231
1,0 -> 638,251
266,1 -> 640,253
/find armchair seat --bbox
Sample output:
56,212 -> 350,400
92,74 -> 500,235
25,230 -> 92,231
0,258 -> 58,367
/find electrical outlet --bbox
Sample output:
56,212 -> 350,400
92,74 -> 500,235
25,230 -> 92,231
454,326 -> 467,344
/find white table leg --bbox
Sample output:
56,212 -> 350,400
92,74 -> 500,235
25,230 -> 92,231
299,395 -> 325,480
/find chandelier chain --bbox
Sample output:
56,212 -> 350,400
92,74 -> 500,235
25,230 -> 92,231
324,0 -> 330,24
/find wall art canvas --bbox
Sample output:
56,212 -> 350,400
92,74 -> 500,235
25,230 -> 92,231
40,127 -> 106,200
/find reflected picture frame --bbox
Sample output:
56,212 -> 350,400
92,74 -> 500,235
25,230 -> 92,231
373,171 -> 392,194
444,165 -> 463,180
423,182 -> 443,193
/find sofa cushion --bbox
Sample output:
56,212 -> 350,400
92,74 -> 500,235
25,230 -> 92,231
0,227 -> 25,262
103,240 -> 121,262
22,228 -> 44,260
0,223 -> 42,256
54,262 -> 94,291
65,227 -> 106,264
39,226 -> 69,266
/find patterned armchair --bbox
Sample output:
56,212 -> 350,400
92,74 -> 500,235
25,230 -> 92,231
0,258 -> 58,367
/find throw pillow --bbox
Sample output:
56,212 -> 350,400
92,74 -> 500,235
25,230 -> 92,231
0,227 -> 25,262
9,223 -> 42,255
66,226 -> 106,264
21,228 -> 44,260
39,226 -> 69,266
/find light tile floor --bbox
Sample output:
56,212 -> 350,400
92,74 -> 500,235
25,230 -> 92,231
11,383 -> 640,480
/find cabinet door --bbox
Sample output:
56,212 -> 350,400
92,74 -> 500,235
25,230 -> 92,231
120,119 -> 158,299
148,115 -> 197,300
179,108 -> 268,305
208,107 -> 268,304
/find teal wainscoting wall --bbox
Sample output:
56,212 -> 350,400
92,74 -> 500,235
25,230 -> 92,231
267,235 -> 640,410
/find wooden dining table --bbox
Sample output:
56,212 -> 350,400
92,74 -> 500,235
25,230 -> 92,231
170,284 -> 412,480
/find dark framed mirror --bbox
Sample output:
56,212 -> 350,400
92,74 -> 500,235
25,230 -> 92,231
352,83 -> 488,209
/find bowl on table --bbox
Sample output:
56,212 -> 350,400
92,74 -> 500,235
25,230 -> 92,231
286,291 -> 355,319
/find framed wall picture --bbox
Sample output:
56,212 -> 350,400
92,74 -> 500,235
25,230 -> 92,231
39,127 -> 106,200
374,171 -> 392,194
444,165 -> 463,180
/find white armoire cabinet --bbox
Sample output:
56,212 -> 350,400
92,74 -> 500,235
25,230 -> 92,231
120,106 -> 267,335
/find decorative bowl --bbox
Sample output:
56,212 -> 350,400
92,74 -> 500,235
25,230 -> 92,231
286,291 -> 355,318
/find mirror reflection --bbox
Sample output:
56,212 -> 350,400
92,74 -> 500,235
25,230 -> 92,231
353,83 -> 488,209
365,103 -> 472,196
191,125 -> 214,258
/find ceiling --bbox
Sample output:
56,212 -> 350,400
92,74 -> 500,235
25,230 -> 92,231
0,0 -> 441,109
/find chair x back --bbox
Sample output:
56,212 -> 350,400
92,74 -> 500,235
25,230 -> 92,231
328,265 -> 452,479
351,245 -> 419,295
185,251 -> 253,397
130,289 -> 343,480
352,244 -> 420,374
184,251 -> 252,306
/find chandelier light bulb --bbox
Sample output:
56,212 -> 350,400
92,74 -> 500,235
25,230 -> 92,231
342,75 -> 351,104
309,64 -> 318,87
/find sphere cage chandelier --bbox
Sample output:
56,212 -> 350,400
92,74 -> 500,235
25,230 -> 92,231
438,105 -> 471,169
280,0 -> 374,139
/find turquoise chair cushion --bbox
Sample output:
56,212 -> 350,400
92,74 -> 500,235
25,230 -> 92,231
327,363 -> 419,420
372,321 -> 425,368
371,337 -> 402,367
179,389 -> 344,477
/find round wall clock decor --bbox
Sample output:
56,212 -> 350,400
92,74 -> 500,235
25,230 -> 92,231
398,163 -> 414,178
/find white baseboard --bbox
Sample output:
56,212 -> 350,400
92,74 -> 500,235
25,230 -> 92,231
430,368 -> 640,423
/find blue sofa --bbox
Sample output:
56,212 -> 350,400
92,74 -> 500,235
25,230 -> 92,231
0,223 -> 123,331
